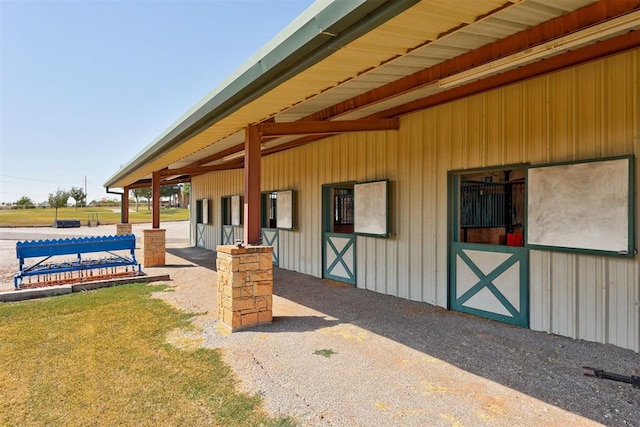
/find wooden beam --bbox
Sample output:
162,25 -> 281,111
261,134 -> 336,157
122,186 -> 130,224
186,143 -> 245,167
160,176 -> 192,185
159,161 -> 243,177
123,175 -> 194,191
259,118 -> 399,137
243,125 -> 261,245
128,180 -> 152,190
152,171 -> 161,229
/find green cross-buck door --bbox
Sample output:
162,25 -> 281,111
450,242 -> 528,327
222,225 -> 234,245
261,228 -> 279,266
322,184 -> 356,285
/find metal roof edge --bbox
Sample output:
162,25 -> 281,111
104,0 -> 420,188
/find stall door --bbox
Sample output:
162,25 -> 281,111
260,191 -> 280,266
322,185 -> 356,284
261,228 -> 279,266
221,195 -> 241,245
450,243 -> 528,327
222,226 -> 234,245
195,199 -> 207,248
449,169 -> 529,327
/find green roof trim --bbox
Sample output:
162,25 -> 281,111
105,0 -> 420,188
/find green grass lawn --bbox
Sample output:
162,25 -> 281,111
0,207 -> 190,227
0,284 -> 294,427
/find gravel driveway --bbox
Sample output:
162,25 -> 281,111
148,246 -> 640,427
2,223 -> 639,426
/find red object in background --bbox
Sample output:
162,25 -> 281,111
507,233 -> 523,247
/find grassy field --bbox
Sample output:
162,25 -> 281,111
0,206 -> 190,227
0,284 -> 294,426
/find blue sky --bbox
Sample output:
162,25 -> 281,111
0,0 -> 315,204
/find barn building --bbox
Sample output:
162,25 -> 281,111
105,0 -> 640,352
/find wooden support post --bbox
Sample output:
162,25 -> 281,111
244,125 -> 261,245
122,186 -> 130,224
152,171 -> 161,229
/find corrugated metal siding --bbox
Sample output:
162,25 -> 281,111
191,169 -> 243,249
427,48 -> 638,352
193,48 -> 639,351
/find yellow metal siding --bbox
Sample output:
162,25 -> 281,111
194,48 -> 639,351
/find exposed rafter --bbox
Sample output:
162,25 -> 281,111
182,119 -> 399,169
261,134 -> 337,157
373,30 -> 640,120
251,32 -> 636,158
187,143 -> 245,167
159,160 -> 244,177
259,118 -> 399,137
301,0 -> 640,123
126,174 -> 194,190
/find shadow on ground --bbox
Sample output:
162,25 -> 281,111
169,246 -> 640,426
167,247 -> 217,271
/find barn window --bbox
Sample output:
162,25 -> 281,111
221,196 -> 231,226
334,188 -> 354,233
261,192 -> 278,228
458,169 -> 525,246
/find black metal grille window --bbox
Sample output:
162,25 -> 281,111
460,181 -> 506,228
269,192 -> 277,224
334,188 -> 354,225
512,181 -> 525,229
221,197 -> 232,226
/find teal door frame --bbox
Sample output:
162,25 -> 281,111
448,167 -> 529,328
322,184 -> 356,285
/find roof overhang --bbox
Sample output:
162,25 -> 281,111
105,0 -> 640,190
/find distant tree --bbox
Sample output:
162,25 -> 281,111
48,190 -> 69,222
130,188 -> 148,212
15,196 -> 34,208
138,187 -> 152,210
69,186 -> 87,210
182,183 -> 190,207
161,184 -> 181,206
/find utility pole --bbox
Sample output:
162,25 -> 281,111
84,176 -> 88,206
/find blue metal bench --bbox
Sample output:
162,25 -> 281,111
14,234 -> 141,289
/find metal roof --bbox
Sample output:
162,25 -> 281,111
105,0 -> 629,189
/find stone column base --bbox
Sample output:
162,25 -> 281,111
116,223 -> 133,236
143,229 -> 166,267
216,245 -> 273,331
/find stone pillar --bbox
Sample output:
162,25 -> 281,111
143,229 -> 166,267
116,223 -> 133,236
216,245 -> 273,331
